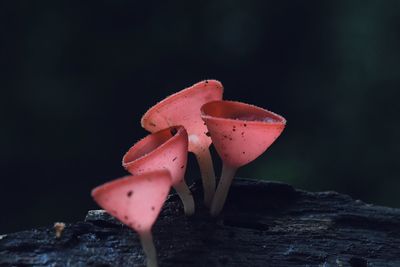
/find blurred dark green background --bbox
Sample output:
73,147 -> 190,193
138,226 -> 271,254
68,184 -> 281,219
1,1 -> 399,233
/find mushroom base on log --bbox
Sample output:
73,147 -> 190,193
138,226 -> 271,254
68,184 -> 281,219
1,178 -> 400,266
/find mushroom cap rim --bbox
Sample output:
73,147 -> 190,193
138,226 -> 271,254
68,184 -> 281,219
122,125 -> 187,170
200,100 -> 287,126
91,169 -> 172,200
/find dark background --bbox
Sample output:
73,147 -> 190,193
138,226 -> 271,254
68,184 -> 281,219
1,1 -> 399,233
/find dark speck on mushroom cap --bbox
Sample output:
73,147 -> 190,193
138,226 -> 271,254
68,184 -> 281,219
170,127 -> 178,135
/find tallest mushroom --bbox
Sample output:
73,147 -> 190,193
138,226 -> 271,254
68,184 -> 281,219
141,80 -> 223,207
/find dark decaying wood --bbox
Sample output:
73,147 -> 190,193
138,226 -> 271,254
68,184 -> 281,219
1,178 -> 400,266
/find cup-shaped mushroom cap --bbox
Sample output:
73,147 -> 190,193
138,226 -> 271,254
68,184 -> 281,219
91,170 -> 172,232
201,100 -> 286,168
122,126 -> 188,186
141,80 -> 223,153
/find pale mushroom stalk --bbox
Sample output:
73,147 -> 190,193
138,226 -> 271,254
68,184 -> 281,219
210,163 -> 237,216
140,230 -> 158,267
173,180 -> 195,215
194,148 -> 216,207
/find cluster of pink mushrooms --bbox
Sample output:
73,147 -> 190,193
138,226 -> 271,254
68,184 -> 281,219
91,80 -> 286,267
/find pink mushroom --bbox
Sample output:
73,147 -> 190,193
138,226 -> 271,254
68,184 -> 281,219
201,100 -> 286,216
141,80 -> 224,207
91,170 -> 172,267
122,126 -> 195,215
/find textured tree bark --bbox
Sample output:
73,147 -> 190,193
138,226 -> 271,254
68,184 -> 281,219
1,178 -> 400,266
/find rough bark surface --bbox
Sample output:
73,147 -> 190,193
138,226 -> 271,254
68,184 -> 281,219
1,178 -> 400,267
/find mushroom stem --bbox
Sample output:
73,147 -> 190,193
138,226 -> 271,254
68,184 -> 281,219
210,163 -> 237,217
173,180 -> 195,216
139,229 -> 158,267
194,148 -> 216,207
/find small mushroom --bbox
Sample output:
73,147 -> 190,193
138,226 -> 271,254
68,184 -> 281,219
201,100 -> 286,216
141,80 -> 224,207
122,126 -> 195,215
91,170 -> 172,267
53,222 -> 65,239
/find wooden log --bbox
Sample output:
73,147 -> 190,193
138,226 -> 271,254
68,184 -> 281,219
1,178 -> 400,266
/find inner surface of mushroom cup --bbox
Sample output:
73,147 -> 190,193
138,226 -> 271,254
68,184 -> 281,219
201,100 -> 286,168
140,80 -> 223,153
122,125 -> 188,185
201,100 -> 286,123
